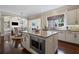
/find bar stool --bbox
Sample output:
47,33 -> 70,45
11,35 -> 23,48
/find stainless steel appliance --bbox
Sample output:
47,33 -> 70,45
30,35 -> 45,54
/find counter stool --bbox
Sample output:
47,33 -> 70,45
11,35 -> 23,48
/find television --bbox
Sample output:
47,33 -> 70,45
12,22 -> 18,25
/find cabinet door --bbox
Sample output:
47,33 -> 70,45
65,31 -> 75,43
74,32 -> 79,44
67,9 -> 76,25
22,33 -> 26,48
53,34 -> 58,52
76,8 -> 79,24
22,33 -> 30,50
58,31 -> 66,41
25,34 -> 30,50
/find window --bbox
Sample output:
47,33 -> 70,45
31,19 -> 41,30
47,14 -> 64,29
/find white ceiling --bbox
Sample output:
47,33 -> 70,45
0,5 -> 63,17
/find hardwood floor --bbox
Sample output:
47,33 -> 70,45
58,40 -> 79,54
2,41 -> 25,54
0,40 -> 31,54
0,35 -> 31,54
1,40 -> 79,54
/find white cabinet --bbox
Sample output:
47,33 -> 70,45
74,32 -> 79,44
66,8 -> 79,25
25,34 -> 30,50
76,8 -> 79,24
45,33 -> 58,54
65,31 -> 75,43
65,31 -> 79,44
66,9 -> 76,25
52,34 -> 58,53
22,32 -> 30,50
58,30 -> 79,44
22,33 -> 26,48
58,31 -> 66,41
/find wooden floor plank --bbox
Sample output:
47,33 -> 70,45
58,40 -> 79,54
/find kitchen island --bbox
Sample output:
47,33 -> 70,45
22,30 -> 58,54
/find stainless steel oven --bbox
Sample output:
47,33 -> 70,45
30,35 -> 45,54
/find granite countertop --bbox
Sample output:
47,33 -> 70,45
22,30 -> 58,38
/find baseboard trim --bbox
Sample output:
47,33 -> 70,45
58,40 -> 79,47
